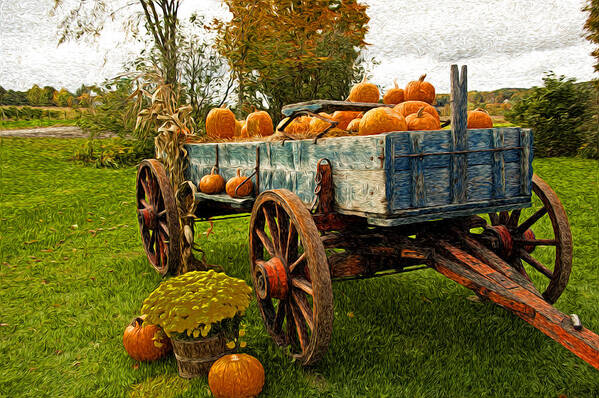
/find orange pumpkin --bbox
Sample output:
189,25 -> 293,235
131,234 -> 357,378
206,108 -> 236,138
199,167 -> 225,194
208,354 -> 265,398
240,124 -> 248,138
234,120 -> 245,137
348,76 -> 380,103
383,79 -> 405,105
393,100 -> 440,121
309,113 -> 333,134
276,116 -> 311,135
406,107 -> 441,131
467,108 -> 493,129
405,74 -> 436,104
245,110 -> 274,137
123,316 -> 171,362
331,111 -> 362,130
226,169 -> 253,198
347,118 -> 361,133
359,107 -> 407,136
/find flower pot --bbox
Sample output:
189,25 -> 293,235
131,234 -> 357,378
171,334 -> 236,378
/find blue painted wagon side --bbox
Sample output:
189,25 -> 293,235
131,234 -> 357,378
183,126 -> 532,226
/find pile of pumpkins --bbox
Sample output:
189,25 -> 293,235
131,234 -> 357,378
205,74 -> 493,141
123,317 -> 265,398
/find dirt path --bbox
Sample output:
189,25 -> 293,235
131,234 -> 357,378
0,126 -> 116,138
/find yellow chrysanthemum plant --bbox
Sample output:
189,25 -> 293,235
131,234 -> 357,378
141,270 -> 252,348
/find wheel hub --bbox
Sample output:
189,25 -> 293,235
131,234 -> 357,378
483,224 -> 536,258
255,257 -> 289,300
137,207 -> 157,229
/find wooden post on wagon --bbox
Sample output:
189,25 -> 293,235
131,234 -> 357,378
450,64 -> 468,203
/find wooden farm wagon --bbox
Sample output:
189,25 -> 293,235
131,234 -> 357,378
135,65 -> 599,369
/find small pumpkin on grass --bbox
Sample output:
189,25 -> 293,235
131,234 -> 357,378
246,110 -> 274,137
393,100 -> 439,121
199,167 -> 225,194
406,106 -> 441,131
467,108 -> 493,128
226,169 -> 253,198
123,316 -> 172,362
405,74 -> 436,104
208,354 -> 265,398
206,108 -> 236,139
348,76 -> 380,103
383,79 -> 405,105
359,107 -> 407,135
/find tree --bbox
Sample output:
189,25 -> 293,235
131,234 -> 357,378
583,0 -> 599,73
213,0 -> 370,121
53,88 -> 74,107
0,86 -> 6,105
505,73 -> 592,157
26,85 -> 45,106
42,86 -> 57,106
54,0 -> 182,86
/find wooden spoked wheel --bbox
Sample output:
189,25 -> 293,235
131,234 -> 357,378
484,174 -> 572,303
249,189 -> 333,365
136,159 -> 181,275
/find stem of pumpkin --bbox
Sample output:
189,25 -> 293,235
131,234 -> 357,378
417,106 -> 425,118
419,74 -> 427,82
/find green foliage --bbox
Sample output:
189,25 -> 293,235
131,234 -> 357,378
0,118 -> 77,130
141,270 -> 252,339
505,73 -> 593,157
72,137 -> 153,168
583,0 -> 599,73
26,85 -> 45,106
53,88 -> 75,107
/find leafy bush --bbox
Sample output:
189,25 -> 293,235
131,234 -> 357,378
72,138 -> 153,168
505,73 -> 593,157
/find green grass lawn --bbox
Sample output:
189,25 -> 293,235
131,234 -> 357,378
0,119 -> 78,130
1,138 -> 597,397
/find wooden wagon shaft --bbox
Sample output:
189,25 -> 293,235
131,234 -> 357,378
428,239 -> 599,370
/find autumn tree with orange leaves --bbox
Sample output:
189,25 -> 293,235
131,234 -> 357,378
213,0 -> 370,121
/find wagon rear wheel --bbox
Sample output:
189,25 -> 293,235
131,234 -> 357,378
136,159 -> 181,275
249,189 -> 333,365
484,174 -> 572,303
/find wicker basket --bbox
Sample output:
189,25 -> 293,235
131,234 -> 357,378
171,334 -> 235,378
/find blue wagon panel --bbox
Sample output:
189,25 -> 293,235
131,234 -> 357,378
183,127 -> 532,225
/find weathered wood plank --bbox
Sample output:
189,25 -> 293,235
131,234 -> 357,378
492,129 -> 506,198
450,64 -> 468,204
409,133 -> 426,207
520,129 -> 532,196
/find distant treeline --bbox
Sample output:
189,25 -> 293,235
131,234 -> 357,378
0,84 -> 93,107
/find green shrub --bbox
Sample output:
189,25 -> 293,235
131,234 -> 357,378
72,138 -> 154,168
505,73 -> 593,157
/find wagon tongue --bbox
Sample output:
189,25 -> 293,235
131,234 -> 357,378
428,234 -> 599,371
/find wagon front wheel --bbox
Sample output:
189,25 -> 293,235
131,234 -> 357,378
249,189 -> 333,365
136,159 -> 181,275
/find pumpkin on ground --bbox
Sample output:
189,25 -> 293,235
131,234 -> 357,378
245,110 -> 274,137
348,76 -> 380,103
276,116 -> 311,135
383,79 -> 405,105
208,354 -> 265,398
331,111 -> 362,130
406,107 -> 441,131
359,107 -> 407,136
226,169 -> 253,198
467,108 -> 493,128
309,113 -> 333,134
393,100 -> 440,121
123,316 -> 171,362
405,74 -> 436,104
347,118 -> 361,133
206,108 -> 236,139
199,167 -> 225,194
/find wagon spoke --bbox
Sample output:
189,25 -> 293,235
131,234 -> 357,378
292,276 -> 313,296
291,289 -> 314,331
511,258 -> 532,282
157,209 -> 167,217
263,205 -> 280,255
519,250 -> 554,279
499,211 -> 510,225
285,223 -> 298,265
514,238 -> 557,247
256,228 -> 276,257
488,213 -> 499,225
273,300 -> 286,333
507,209 -> 521,227
277,205 -> 290,262
289,299 -> 309,351
516,207 -> 548,233
139,198 -> 150,209
288,252 -> 306,273
159,220 -> 169,236
285,302 -> 296,346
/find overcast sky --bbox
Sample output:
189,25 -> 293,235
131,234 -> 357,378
0,0 -> 595,93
